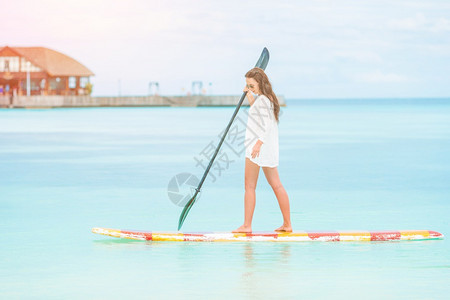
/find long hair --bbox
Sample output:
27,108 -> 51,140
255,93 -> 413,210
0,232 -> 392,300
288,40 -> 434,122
245,67 -> 280,122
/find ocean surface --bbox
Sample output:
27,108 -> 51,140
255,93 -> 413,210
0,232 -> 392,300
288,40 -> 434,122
1,98 -> 449,299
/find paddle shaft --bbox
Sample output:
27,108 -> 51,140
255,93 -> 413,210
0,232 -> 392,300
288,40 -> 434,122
177,47 -> 269,230
195,91 -> 247,193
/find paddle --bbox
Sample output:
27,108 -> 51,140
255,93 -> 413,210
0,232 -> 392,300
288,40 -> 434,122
177,47 -> 270,230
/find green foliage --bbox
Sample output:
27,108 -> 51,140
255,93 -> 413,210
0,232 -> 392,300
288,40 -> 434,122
85,82 -> 93,95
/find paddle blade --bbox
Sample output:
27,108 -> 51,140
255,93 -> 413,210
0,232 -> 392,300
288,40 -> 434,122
255,47 -> 270,71
178,190 -> 199,230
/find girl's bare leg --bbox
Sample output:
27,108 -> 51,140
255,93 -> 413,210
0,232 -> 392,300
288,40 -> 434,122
262,166 -> 292,232
233,158 -> 260,233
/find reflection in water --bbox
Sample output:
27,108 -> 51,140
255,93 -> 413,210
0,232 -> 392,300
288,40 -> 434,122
242,242 -> 292,266
92,238 -> 144,247
92,238 -> 174,250
240,243 -> 292,298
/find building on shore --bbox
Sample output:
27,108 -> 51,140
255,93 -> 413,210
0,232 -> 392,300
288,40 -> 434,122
0,46 -> 94,96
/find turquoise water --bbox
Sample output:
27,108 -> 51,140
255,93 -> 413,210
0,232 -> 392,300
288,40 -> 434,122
1,99 -> 449,299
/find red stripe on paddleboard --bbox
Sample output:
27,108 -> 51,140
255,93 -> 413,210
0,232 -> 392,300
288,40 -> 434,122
428,231 -> 444,238
122,230 -> 152,241
370,231 -> 401,241
307,232 -> 340,241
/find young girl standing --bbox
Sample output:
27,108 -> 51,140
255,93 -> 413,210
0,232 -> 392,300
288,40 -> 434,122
233,68 -> 292,233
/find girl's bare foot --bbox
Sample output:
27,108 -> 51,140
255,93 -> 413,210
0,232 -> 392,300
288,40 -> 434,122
274,225 -> 292,232
232,225 -> 252,233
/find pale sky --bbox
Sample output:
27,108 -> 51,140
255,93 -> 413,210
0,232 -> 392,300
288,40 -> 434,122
2,0 -> 450,98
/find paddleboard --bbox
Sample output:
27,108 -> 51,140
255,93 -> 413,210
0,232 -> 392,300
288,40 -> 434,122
92,227 -> 444,242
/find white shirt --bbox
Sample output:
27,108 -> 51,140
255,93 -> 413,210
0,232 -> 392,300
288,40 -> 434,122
245,94 -> 279,167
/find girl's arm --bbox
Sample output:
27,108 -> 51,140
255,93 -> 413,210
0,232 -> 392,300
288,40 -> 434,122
244,87 -> 256,106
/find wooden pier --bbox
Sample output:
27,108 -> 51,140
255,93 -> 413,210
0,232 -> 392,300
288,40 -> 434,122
0,95 -> 286,108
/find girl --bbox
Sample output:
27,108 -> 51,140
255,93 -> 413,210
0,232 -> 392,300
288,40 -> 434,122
233,67 -> 292,233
